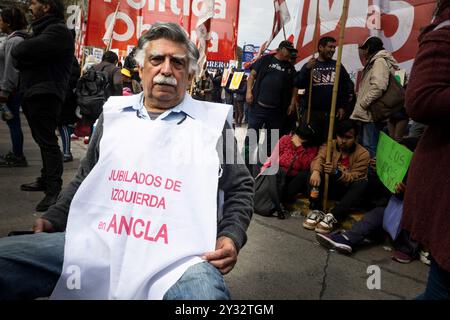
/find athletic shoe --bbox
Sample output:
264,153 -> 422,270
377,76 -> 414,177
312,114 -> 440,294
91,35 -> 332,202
303,210 -> 324,230
316,232 -> 353,254
315,213 -> 337,234
392,250 -> 413,264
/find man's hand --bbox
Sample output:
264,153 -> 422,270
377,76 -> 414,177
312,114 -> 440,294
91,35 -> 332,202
395,182 -> 406,195
310,170 -> 321,187
370,158 -> 376,171
287,101 -> 298,116
306,58 -> 317,70
336,108 -> 346,121
202,236 -> 238,275
33,218 -> 55,233
246,91 -> 253,105
323,162 -> 334,175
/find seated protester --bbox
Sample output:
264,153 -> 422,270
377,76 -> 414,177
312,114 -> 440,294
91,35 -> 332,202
316,137 -> 419,263
305,119 -> 370,234
261,123 -> 320,203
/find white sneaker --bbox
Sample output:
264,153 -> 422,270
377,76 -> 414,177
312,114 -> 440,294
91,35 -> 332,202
315,213 -> 337,234
303,210 -> 324,230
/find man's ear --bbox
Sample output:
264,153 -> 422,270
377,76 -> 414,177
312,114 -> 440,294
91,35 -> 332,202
138,66 -> 144,80
42,4 -> 51,14
188,72 -> 195,83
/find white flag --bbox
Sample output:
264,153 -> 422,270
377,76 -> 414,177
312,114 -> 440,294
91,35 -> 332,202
195,0 -> 215,76
102,3 -> 120,48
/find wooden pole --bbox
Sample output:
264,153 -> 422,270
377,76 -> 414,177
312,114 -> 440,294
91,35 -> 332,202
322,0 -> 350,212
306,0 -> 320,123
282,25 -> 287,40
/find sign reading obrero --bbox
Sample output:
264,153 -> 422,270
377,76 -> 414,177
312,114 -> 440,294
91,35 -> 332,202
67,0 -> 240,61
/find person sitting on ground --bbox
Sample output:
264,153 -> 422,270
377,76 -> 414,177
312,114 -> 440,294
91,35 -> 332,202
304,119 -> 370,234
260,123 -> 320,204
0,22 -> 253,300
316,137 -> 419,264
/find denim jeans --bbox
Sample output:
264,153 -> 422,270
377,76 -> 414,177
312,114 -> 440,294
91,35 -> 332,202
163,262 -> 231,300
360,122 -> 381,158
0,232 -> 230,300
5,92 -> 24,157
416,258 -> 450,300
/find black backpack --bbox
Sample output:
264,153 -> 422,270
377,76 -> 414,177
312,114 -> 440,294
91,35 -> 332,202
75,67 -> 110,120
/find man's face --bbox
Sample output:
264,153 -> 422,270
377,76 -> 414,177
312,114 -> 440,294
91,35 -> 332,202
336,129 -> 356,152
138,38 -> 193,111
358,47 -> 369,63
319,42 -> 336,61
29,0 -> 49,20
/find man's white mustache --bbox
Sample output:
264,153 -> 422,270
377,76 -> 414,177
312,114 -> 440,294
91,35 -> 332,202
153,74 -> 178,86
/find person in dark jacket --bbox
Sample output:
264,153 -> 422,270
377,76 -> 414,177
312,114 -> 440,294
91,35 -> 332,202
11,0 -> 75,212
92,50 -> 123,98
402,0 -> 450,300
57,53 -> 80,163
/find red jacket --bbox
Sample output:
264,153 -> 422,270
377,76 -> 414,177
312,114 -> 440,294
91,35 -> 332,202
402,8 -> 450,272
262,134 -> 318,177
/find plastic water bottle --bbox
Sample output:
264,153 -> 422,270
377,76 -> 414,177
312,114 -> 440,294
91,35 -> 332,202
310,186 -> 320,199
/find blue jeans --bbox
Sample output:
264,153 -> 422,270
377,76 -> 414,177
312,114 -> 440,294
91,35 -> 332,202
416,258 -> 450,300
360,122 -> 381,158
0,232 -> 230,300
5,92 -> 24,157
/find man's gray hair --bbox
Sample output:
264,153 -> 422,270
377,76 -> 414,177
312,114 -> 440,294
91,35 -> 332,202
134,22 -> 199,75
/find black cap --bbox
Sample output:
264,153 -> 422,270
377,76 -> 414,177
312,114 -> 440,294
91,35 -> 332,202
359,36 -> 384,50
278,40 -> 297,53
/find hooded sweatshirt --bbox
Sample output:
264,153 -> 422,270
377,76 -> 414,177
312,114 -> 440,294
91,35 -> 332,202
350,50 -> 399,122
0,30 -> 28,97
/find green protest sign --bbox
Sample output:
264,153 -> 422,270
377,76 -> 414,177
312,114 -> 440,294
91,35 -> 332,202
376,132 -> 414,193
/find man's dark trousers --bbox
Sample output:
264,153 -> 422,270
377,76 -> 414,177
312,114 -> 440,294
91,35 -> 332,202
22,94 -> 63,195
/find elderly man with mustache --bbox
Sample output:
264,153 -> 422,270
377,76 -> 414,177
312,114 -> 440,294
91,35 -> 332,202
0,22 -> 254,300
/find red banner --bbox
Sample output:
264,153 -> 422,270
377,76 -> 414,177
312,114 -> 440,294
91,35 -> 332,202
85,0 -> 240,61
292,0 -> 437,78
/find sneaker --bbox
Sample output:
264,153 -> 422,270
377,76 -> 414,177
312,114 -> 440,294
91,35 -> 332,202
0,152 -> 28,167
21,179 -> 46,192
315,213 -> 337,234
392,250 -> 413,264
303,210 -> 324,230
36,193 -> 59,212
63,153 -> 73,162
316,232 -> 353,254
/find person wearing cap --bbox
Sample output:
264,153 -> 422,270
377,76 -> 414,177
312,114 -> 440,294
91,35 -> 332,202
350,36 -> 399,158
121,67 -> 142,95
245,40 -> 297,167
292,36 -> 352,144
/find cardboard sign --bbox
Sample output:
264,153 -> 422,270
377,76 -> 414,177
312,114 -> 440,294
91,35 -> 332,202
221,68 -> 232,87
229,72 -> 244,90
376,132 -> 413,194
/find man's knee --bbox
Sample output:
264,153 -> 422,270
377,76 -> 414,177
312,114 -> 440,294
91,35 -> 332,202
163,262 -> 230,300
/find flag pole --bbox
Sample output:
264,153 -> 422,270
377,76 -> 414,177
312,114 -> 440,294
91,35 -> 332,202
106,1 -> 121,52
323,0 -> 350,212
306,0 -> 320,123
